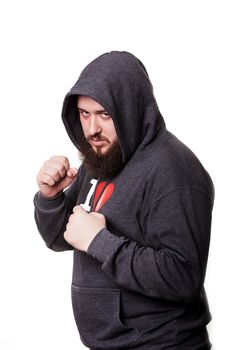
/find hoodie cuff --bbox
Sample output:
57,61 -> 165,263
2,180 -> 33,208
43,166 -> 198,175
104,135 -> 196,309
87,228 -> 125,264
34,191 -> 65,209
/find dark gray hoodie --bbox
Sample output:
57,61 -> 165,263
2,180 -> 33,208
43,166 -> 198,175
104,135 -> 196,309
34,51 -> 214,349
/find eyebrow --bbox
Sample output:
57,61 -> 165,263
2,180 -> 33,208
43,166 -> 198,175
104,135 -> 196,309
77,106 -> 108,114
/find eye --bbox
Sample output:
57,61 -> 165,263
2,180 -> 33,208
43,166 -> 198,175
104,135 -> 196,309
101,112 -> 110,119
79,109 -> 90,118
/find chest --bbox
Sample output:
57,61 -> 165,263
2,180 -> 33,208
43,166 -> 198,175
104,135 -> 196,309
76,173 -> 147,245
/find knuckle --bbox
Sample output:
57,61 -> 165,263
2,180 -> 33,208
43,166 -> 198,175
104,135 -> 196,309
64,231 -> 68,240
73,205 -> 79,213
61,155 -> 68,162
46,175 -> 55,186
58,164 -> 67,177
51,169 -> 61,181
69,214 -> 74,222
60,156 -> 69,168
50,155 -> 60,161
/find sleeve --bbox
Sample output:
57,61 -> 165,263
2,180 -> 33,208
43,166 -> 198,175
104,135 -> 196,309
33,171 -> 81,252
87,188 -> 213,302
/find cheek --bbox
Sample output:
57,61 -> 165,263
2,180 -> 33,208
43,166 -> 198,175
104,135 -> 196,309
80,120 -> 88,138
106,121 -> 117,142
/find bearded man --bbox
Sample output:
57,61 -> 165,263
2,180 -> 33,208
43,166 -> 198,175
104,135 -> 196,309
34,51 -> 214,350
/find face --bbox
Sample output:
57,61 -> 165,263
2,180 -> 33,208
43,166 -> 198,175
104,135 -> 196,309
77,96 -> 118,155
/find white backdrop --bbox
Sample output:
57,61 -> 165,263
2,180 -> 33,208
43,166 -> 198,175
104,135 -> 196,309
0,1 -> 232,349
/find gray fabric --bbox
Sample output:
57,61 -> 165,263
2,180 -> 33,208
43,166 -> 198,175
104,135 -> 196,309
34,51 -> 214,349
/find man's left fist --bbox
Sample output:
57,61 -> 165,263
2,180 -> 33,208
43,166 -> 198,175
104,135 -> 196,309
64,205 -> 106,252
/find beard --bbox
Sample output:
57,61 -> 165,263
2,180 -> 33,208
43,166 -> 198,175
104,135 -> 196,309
78,132 -> 123,179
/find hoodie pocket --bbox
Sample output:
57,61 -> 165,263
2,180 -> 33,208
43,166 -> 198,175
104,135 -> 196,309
71,285 -> 141,349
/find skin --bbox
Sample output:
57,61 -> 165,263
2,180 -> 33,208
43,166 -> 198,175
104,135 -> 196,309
36,155 -> 78,198
36,96 -> 118,252
64,205 -> 106,252
78,95 -> 117,155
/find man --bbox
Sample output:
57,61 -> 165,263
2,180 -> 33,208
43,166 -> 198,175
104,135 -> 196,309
34,51 -> 214,349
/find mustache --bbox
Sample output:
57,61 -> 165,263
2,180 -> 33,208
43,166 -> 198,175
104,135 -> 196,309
87,133 -> 109,143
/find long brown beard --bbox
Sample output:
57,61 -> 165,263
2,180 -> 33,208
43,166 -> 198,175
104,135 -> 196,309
78,132 -> 123,179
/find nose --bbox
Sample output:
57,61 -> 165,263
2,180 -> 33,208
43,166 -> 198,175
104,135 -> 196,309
89,115 -> 102,135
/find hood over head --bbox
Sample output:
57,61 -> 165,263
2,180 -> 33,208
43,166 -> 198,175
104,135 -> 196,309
62,51 -> 165,163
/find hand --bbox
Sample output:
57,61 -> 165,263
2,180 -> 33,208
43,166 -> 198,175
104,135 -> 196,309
64,205 -> 106,252
36,155 -> 78,198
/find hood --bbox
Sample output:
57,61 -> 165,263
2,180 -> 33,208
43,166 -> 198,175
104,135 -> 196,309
62,51 -> 165,163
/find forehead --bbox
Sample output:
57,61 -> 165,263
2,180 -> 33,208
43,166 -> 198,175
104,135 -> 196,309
77,95 -> 106,111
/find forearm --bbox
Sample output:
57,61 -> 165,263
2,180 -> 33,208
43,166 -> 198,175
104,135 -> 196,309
34,191 -> 73,251
87,228 -> 202,302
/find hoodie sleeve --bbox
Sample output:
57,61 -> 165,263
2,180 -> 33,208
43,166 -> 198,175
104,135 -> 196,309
34,174 -> 80,252
87,188 -> 213,302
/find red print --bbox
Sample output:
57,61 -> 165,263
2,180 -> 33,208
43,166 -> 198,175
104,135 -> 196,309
93,182 -> 115,212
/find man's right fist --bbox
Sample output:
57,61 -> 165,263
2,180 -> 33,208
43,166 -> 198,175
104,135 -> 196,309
36,155 -> 78,198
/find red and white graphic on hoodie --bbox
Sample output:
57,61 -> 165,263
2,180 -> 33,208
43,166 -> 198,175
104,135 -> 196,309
81,180 -> 115,213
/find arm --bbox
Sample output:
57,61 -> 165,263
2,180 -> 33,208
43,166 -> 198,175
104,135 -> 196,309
34,181 -> 78,251
33,155 -> 80,252
87,189 -> 213,302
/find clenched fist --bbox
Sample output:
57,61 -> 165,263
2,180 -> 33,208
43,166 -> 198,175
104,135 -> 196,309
36,155 -> 78,198
64,205 -> 106,252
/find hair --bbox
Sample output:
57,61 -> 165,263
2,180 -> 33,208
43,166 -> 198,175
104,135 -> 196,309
78,131 -> 123,179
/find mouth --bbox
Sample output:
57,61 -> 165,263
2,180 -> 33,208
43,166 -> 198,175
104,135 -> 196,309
89,139 -> 110,155
89,136 -> 109,148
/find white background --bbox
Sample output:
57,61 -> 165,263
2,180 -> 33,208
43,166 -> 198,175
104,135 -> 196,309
0,1 -> 232,349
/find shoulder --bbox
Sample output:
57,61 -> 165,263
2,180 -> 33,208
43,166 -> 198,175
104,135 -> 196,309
141,131 -> 214,201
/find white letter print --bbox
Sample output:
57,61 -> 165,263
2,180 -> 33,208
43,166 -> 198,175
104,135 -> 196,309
80,179 -> 98,212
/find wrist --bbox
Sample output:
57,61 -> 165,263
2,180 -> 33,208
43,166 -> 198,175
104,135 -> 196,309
39,190 -> 63,200
35,190 -> 65,209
